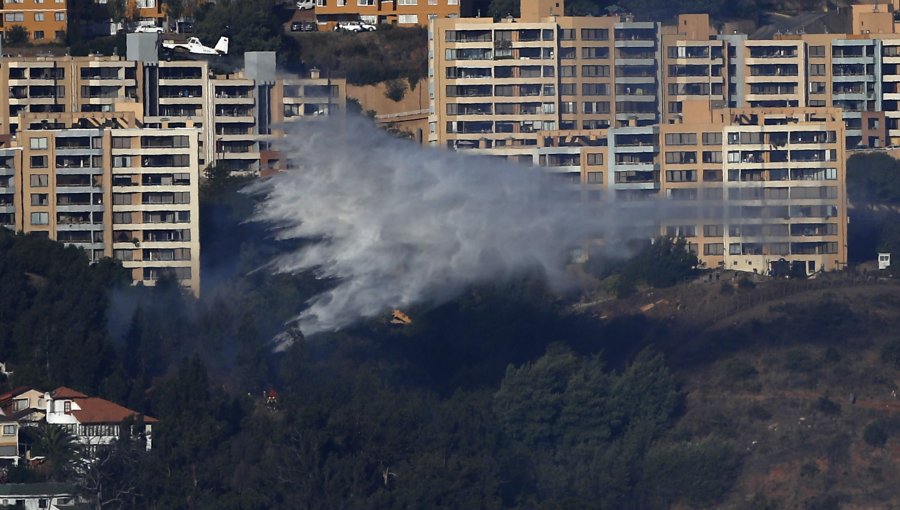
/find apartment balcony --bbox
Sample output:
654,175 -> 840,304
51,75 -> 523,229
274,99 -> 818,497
615,76 -> 657,87
215,95 -> 255,105
57,166 -> 102,176
56,204 -> 104,213
615,57 -> 656,67
56,221 -> 103,231
613,161 -> 657,172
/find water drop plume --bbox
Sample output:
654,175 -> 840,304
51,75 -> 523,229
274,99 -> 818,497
249,117 -> 657,338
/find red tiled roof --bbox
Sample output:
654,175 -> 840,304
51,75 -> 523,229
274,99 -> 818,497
51,387 -> 88,399
71,397 -> 158,424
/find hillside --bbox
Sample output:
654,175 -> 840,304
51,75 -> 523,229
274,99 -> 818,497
580,273 -> 900,509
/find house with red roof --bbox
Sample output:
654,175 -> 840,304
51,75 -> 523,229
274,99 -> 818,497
45,387 -> 157,454
0,387 -> 47,466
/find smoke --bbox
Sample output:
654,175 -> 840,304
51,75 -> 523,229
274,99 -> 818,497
249,117 -> 662,338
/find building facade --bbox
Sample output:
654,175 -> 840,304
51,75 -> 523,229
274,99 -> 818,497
0,111 -> 203,294
1,0 -> 67,44
314,0 -> 468,27
428,0 -> 663,149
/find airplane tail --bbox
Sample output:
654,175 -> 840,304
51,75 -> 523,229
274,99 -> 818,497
215,37 -> 229,55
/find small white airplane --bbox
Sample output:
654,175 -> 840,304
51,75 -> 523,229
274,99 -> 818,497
162,36 -> 229,56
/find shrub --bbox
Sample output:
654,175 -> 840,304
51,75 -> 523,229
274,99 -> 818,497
5,25 -> 29,46
814,396 -> 840,416
639,440 -> 742,508
747,404 -> 772,421
720,282 -> 734,295
784,349 -> 820,372
724,358 -> 758,381
864,420 -> 889,447
881,339 -> 900,369
737,277 -> 756,290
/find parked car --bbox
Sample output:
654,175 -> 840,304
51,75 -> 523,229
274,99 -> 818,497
296,0 -> 315,9
334,21 -> 376,32
291,21 -> 318,32
134,25 -> 164,33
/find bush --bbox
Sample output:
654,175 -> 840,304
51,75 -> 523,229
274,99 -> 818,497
5,25 -> 29,46
737,277 -> 756,290
864,420 -> 890,447
720,282 -> 734,295
724,358 -> 758,381
747,404 -> 772,421
639,440 -> 742,508
784,349 -> 820,372
814,396 -> 840,416
881,339 -> 900,369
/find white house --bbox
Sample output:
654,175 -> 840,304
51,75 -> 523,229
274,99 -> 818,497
46,387 -> 156,453
0,483 -> 77,509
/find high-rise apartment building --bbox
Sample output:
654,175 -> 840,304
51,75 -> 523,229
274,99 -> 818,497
428,0 -> 662,149
0,42 -> 347,175
315,0 -> 468,27
659,102 -> 847,273
8,111 -> 202,294
1,0 -> 68,44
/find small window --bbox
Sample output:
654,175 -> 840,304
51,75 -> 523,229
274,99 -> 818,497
2,425 -> 15,435
30,174 -> 49,187
31,156 -> 48,168
30,212 -> 49,225
587,153 -> 603,166
63,401 -> 71,414
586,171 -> 603,183
30,137 -> 48,150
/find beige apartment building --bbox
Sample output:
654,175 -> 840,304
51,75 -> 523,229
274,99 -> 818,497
11,112 -> 202,294
315,0 -> 468,27
428,0 -> 662,149
659,102 -> 847,273
0,45 -> 348,175
1,0 -> 68,44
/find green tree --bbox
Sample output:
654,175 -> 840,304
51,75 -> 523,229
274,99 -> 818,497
31,424 -> 81,482
5,25 -> 29,46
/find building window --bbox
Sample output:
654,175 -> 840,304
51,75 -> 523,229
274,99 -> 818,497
580,28 -> 608,41
704,243 -> 724,255
2,425 -> 15,435
702,132 -> 722,146
809,64 -> 825,76
398,0 -> 416,5
398,14 -> 418,23
30,212 -> 49,225
30,174 -> 49,187
357,0 -> 374,5
63,401 -> 71,414
30,137 -> 48,150
586,171 -> 603,183
582,83 -> 608,96
664,133 -> 697,146
587,153 -> 603,166
113,249 -> 133,261
581,65 -> 609,77
35,12 -> 44,21
55,12 -> 65,21
809,45 -> 825,58
559,29 -> 575,40
30,193 -> 48,206
5,13 -> 24,22
581,47 -> 608,59
30,156 -> 48,168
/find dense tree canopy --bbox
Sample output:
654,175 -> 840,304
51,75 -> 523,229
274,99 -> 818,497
0,176 -> 743,509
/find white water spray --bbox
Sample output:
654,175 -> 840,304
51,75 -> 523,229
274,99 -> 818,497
250,117 -> 661,338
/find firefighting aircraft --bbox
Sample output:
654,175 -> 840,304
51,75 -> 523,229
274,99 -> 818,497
162,36 -> 229,56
